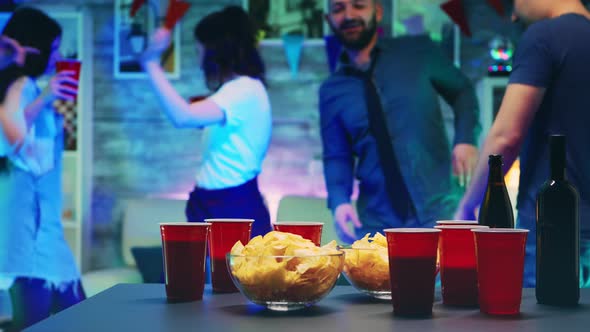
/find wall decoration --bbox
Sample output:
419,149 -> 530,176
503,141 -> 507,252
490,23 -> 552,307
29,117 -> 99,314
282,33 -> 304,78
402,14 -> 425,35
486,0 -> 506,17
130,0 -> 147,17
114,0 -> 181,79
244,0 -> 326,44
440,0 -> 471,37
393,0 -> 454,41
393,0 -> 461,66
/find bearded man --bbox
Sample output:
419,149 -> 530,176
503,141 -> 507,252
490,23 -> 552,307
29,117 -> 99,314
319,0 -> 480,242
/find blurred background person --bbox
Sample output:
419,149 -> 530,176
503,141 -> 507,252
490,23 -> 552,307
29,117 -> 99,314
140,6 -> 272,237
456,0 -> 590,287
320,0 -> 480,243
0,7 -> 85,330
0,35 -> 39,70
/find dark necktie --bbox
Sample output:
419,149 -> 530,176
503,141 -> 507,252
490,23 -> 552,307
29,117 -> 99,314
344,54 -> 414,220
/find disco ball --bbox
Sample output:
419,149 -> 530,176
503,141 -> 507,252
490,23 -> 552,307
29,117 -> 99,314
488,36 -> 514,62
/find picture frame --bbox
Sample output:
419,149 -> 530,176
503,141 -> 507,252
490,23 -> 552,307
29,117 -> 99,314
243,0 -> 327,45
114,0 -> 181,79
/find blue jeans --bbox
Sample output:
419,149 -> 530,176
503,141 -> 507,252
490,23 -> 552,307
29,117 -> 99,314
7,277 -> 85,331
518,212 -> 590,288
185,177 -> 271,238
185,177 -> 271,285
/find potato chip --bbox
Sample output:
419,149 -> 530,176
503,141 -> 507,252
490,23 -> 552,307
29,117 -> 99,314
228,231 -> 344,303
230,241 -> 244,255
371,232 -> 387,247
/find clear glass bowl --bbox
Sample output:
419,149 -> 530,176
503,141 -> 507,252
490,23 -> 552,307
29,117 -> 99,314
227,251 -> 344,311
341,247 -> 391,300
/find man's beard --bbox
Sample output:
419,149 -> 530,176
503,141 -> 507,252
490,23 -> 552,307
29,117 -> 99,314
330,14 -> 378,51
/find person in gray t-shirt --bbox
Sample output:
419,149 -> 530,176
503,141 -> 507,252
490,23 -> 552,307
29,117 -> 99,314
457,0 -> 590,287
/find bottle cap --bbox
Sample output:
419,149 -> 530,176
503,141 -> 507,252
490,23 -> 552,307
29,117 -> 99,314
488,154 -> 503,166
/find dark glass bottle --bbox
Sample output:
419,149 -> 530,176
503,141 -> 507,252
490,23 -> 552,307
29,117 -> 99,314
536,135 -> 579,306
478,155 -> 514,228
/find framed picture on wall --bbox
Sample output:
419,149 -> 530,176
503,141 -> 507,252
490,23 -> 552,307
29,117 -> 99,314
243,0 -> 327,44
114,0 -> 180,79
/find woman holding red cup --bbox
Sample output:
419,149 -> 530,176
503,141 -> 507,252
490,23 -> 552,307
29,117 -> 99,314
0,7 -> 84,330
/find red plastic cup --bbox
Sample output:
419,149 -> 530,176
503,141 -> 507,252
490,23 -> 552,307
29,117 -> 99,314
435,221 -> 479,274
273,222 -> 323,246
55,59 -> 81,102
385,228 -> 441,316
435,225 -> 489,307
205,218 -> 253,293
436,220 -> 479,226
160,222 -> 210,302
472,228 -> 529,315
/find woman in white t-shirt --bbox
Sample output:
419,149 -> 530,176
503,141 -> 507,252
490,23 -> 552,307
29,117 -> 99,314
141,6 -> 272,237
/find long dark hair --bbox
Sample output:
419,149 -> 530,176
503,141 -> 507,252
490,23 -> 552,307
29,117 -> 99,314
0,7 -> 62,101
194,6 -> 265,91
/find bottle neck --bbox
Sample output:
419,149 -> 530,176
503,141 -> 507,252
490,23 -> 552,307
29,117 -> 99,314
550,161 -> 565,181
550,136 -> 566,181
488,165 -> 505,184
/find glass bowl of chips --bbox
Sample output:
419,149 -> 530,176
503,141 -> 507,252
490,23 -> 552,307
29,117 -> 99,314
227,231 -> 344,311
340,233 -> 391,300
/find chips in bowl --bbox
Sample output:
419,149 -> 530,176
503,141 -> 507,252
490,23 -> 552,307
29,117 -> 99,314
341,232 -> 391,299
228,231 -> 344,311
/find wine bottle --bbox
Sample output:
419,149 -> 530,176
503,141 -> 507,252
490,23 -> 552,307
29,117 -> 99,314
536,135 -> 579,306
478,155 -> 514,228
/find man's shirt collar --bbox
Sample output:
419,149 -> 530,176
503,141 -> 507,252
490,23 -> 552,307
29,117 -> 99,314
336,39 -> 389,73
